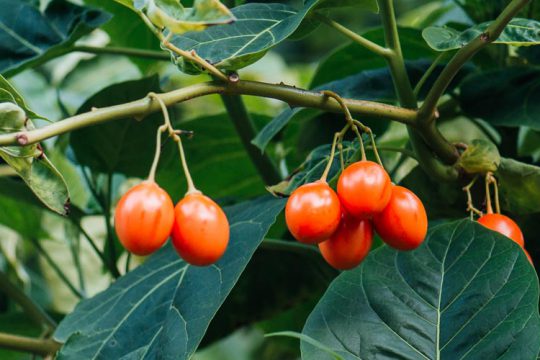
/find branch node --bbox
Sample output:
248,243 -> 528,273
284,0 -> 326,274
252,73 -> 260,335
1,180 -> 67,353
16,134 -> 28,145
228,72 -> 240,83
480,32 -> 490,42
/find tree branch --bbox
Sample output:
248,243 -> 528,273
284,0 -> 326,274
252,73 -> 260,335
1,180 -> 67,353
418,0 -> 532,123
0,80 -> 417,147
0,332 -> 60,357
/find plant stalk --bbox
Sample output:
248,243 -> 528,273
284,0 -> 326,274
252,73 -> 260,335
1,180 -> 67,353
220,94 -> 282,185
0,332 -> 60,357
0,272 -> 56,330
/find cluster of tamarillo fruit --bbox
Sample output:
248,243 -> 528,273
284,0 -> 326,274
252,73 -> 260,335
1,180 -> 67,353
286,157 -> 428,270
113,95 -> 230,266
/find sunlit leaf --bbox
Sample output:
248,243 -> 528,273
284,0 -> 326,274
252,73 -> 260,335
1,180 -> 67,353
423,18 -> 540,51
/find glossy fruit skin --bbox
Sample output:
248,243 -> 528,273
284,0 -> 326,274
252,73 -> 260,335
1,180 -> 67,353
373,186 -> 427,251
285,181 -> 341,244
171,193 -> 230,266
114,181 -> 174,256
337,161 -> 392,218
478,213 -> 524,247
319,214 -> 373,270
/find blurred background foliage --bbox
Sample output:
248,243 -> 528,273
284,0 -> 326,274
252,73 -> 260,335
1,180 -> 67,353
1,0 -> 539,358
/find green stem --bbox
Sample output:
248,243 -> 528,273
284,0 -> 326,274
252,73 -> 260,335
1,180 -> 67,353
0,81 -> 417,147
419,0 -> 531,123
220,94 -> 282,185
72,45 -> 170,60
71,219 -> 117,276
0,332 -> 60,357
316,14 -> 392,58
0,272 -> 56,330
413,52 -> 449,97
378,0 -> 459,180
103,174 -> 120,278
0,165 -> 16,177
260,239 -> 320,256
30,238 -> 85,299
66,223 -> 86,294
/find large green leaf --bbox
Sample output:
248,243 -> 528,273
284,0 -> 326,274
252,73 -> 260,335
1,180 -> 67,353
137,0 -> 236,34
170,0 -> 377,73
311,28 -> 436,87
0,0 -> 110,77
0,183 -> 45,239
496,158 -> 540,215
69,76 -> 164,178
54,196 -> 285,359
0,76 -> 69,215
254,60 -> 472,152
423,18 -> 540,51
459,67 -> 540,130
157,113 -> 267,201
302,219 -> 540,359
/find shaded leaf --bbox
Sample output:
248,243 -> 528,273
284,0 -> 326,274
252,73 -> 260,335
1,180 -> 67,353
423,18 -> 540,51
0,0 -> 110,76
69,76 -> 163,178
311,28 -> 436,87
302,219 -> 540,360
452,0 -> 540,23
496,158 -> 540,215
0,182 -> 45,238
157,113 -> 267,201
459,67 -> 540,130
170,0 -> 377,73
54,196 -> 286,359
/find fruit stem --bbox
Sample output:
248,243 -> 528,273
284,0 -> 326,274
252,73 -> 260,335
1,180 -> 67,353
148,93 -> 199,195
484,173 -> 494,214
320,132 -> 341,183
147,124 -> 167,183
462,175 -> 483,219
487,172 -> 501,214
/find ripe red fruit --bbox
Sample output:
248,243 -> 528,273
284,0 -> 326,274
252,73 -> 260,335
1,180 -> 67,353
285,181 -> 341,244
337,160 -> 392,218
319,214 -> 373,270
477,213 -> 524,247
114,181 -> 174,256
171,193 -> 229,266
373,185 -> 427,251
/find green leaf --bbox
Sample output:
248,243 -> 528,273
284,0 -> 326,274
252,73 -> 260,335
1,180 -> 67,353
84,0 -> 161,71
452,0 -> 540,23
423,18 -> 540,51
496,158 -> 540,215
54,196 -> 286,359
170,0 -> 377,73
459,67 -> 540,130
0,183 -> 45,238
266,332 -> 344,360
456,139 -> 501,174
254,60 -> 472,152
302,219 -> 540,359
157,113 -> 267,201
0,0 -> 111,77
140,0 -> 236,34
69,76 -> 164,178
311,28 -> 436,87
0,76 -> 69,215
